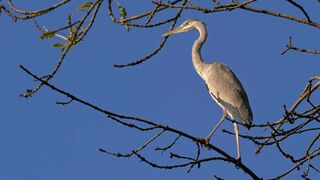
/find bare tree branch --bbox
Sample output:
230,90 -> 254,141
281,36 -> 320,55
19,65 -> 262,180
112,0 -> 188,68
3,1 -> 320,178
1,0 -> 71,21
286,0 -> 312,22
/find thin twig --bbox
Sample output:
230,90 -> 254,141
20,0 -> 103,98
281,36 -> 320,55
4,0 -> 70,20
112,0 -> 188,68
56,98 -> 73,105
99,129 -> 165,158
155,135 -> 181,152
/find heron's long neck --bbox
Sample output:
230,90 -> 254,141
192,23 -> 207,79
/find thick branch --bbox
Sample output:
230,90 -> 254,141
19,65 -> 262,180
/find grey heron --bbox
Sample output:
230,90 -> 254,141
163,19 -> 253,160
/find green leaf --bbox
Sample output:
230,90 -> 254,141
118,5 -> 127,19
52,42 -> 65,47
77,2 -> 93,11
40,31 -> 56,40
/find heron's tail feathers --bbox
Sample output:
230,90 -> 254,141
237,104 -> 253,130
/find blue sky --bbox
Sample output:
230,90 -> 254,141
1,1 -> 319,179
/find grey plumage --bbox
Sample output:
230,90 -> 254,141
163,19 -> 253,160
205,62 -> 253,127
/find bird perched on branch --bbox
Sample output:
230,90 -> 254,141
163,19 -> 253,161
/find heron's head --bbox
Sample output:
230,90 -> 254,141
162,19 -> 203,37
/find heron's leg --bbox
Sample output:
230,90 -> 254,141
205,110 -> 227,143
233,122 -> 241,161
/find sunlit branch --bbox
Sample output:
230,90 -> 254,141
107,0 -> 182,24
240,5 -> 320,28
281,36 -> 320,55
1,0 -> 71,21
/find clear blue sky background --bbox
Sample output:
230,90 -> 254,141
1,1 -> 319,179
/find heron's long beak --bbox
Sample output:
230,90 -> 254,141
162,28 -> 181,37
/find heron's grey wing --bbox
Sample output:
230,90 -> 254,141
204,62 -> 253,126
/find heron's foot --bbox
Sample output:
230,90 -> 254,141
235,157 -> 242,169
196,137 -> 210,147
